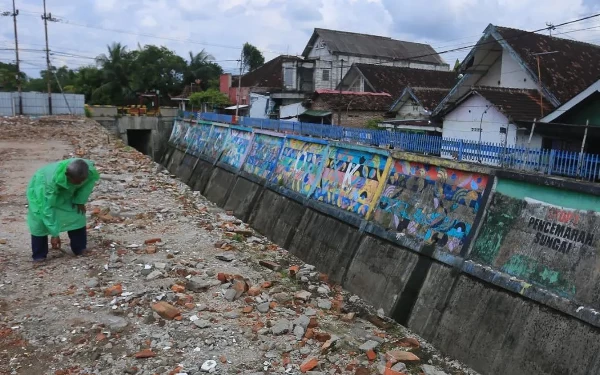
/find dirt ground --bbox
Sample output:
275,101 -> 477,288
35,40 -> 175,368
0,117 -> 476,375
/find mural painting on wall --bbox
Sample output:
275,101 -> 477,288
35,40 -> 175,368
203,125 -> 229,160
220,129 -> 253,169
372,161 -> 488,253
242,134 -> 284,179
188,123 -> 213,156
471,191 -> 599,300
171,121 -> 190,147
271,138 -> 326,196
312,147 -> 388,217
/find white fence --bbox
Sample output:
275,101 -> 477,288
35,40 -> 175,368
0,92 -> 85,116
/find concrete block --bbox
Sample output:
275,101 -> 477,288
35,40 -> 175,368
178,153 -> 198,184
165,148 -> 186,174
203,167 -> 236,207
223,176 -> 262,222
288,208 -> 362,285
249,188 -> 305,247
189,158 -> 215,195
344,235 -> 419,315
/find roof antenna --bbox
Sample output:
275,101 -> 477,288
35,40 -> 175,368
546,22 -> 556,36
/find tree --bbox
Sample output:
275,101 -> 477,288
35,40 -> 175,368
94,42 -> 135,105
453,59 -> 461,71
189,89 -> 230,108
0,62 -> 27,91
242,43 -> 264,72
129,45 -> 187,102
184,49 -> 223,90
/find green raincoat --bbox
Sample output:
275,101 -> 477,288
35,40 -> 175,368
26,159 -> 100,237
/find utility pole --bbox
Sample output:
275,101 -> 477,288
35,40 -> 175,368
11,0 -> 21,115
1,1 -> 21,115
337,59 -> 344,125
41,0 -> 58,115
235,49 -> 243,118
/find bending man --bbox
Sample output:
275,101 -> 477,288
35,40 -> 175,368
26,158 -> 100,262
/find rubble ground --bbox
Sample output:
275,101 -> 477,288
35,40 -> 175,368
0,116 -> 478,375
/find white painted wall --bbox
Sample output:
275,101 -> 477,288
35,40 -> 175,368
474,51 -> 538,90
501,51 -> 538,89
279,102 -> 306,120
249,93 -> 269,119
477,57 -> 501,86
442,95 -> 517,164
395,100 -> 429,121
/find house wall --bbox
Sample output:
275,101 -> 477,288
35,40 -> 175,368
311,99 -> 384,127
307,38 -> 450,91
249,93 -> 269,119
475,51 -> 537,90
395,99 -> 429,121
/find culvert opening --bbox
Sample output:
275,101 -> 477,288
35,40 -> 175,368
127,129 -> 152,156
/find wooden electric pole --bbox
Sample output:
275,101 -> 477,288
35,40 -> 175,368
1,1 -> 21,114
41,0 -> 56,115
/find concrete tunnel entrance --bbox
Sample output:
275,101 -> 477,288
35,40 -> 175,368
127,129 -> 152,156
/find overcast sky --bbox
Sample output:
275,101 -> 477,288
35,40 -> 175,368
1,0 -> 600,77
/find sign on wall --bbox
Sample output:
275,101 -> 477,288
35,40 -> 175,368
470,179 -> 600,304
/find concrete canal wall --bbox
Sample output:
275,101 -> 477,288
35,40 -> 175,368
160,119 -> 600,375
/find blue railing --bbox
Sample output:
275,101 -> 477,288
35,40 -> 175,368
177,111 -> 600,181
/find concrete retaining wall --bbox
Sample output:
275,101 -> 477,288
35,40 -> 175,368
159,119 -> 600,375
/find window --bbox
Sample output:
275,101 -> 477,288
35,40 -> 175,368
322,69 -> 330,81
284,68 -> 293,87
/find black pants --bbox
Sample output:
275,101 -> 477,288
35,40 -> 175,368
31,227 -> 87,260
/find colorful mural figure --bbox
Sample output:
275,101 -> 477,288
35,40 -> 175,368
312,147 -> 388,217
373,160 -> 488,253
271,139 -> 326,196
180,122 -> 193,149
187,122 -> 213,156
169,121 -> 183,144
243,134 -> 284,179
220,129 -> 253,169
203,125 -> 229,160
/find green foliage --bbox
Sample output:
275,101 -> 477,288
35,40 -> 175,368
189,89 -> 230,107
242,43 -> 265,72
84,106 -> 92,118
365,117 -> 384,129
8,42 -> 226,107
453,59 -> 461,71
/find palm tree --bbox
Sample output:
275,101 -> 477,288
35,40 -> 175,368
93,42 -> 134,104
189,49 -> 215,66
186,49 -> 219,90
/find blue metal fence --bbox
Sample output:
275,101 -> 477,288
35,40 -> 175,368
178,111 -> 599,181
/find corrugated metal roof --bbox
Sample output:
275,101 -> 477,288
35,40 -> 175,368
303,28 -> 446,66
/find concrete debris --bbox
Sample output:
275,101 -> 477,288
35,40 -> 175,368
0,116 -> 476,375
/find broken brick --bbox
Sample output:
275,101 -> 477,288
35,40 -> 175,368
151,302 -> 181,320
260,281 -> 273,289
314,332 -> 331,343
171,284 -> 185,293
134,349 -> 156,359
247,286 -> 261,296
396,337 -> 420,349
308,316 -> 319,328
366,349 -> 377,361
145,245 -> 157,254
300,357 -> 319,373
243,306 -> 253,314
289,265 -> 300,277
385,350 -> 420,364
104,284 -> 122,297
144,238 -> 161,244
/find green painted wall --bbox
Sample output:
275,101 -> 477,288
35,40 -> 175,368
496,179 -> 600,212
558,95 -> 600,127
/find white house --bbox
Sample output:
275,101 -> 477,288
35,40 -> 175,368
297,28 -> 450,92
434,23 -> 600,161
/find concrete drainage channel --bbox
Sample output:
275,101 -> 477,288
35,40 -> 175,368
157,119 -> 600,375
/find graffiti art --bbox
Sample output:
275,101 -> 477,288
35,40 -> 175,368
203,125 -> 229,161
220,129 -> 253,169
243,133 -> 284,179
372,160 -> 488,253
312,147 -> 388,217
187,123 -> 212,156
271,138 -> 327,196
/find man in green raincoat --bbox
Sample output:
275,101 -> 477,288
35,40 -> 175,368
26,158 -> 100,262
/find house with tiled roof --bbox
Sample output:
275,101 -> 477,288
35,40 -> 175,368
434,23 -> 600,154
302,28 -> 450,92
338,63 -> 458,125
